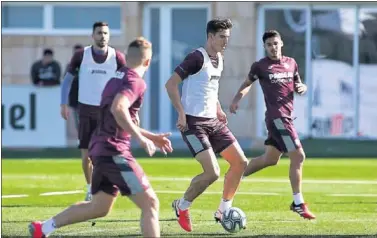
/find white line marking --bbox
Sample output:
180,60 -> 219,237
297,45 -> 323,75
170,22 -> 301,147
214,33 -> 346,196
2,194 -> 29,198
3,175 -> 376,185
60,227 -> 136,236
40,190 -> 83,196
3,190 -> 377,199
149,177 -> 377,185
155,190 -> 280,196
329,194 -> 377,197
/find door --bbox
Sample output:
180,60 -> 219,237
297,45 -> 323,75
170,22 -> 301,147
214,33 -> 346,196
142,3 -> 211,136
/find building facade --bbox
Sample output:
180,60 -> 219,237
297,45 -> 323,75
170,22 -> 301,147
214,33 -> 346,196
2,2 -> 376,148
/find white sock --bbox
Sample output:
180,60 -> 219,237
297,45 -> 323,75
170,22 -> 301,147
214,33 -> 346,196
219,198 -> 233,213
178,198 -> 191,210
293,193 -> 304,205
42,218 -> 56,235
87,184 -> 91,193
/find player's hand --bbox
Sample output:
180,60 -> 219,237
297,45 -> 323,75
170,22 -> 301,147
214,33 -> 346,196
217,110 -> 228,125
139,136 -> 156,157
60,105 -> 70,120
229,102 -> 239,114
295,83 -> 307,95
177,113 -> 188,132
152,132 -> 173,155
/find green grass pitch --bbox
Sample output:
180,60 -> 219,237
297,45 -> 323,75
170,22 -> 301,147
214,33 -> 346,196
2,158 -> 377,237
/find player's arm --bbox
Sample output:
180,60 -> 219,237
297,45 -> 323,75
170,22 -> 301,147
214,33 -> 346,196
60,51 -> 82,106
217,100 -> 223,113
293,61 -> 307,95
231,62 -> 258,105
165,72 -> 185,115
111,93 -> 144,142
232,78 -> 253,103
229,62 -> 259,114
139,128 -> 173,154
165,51 -> 202,115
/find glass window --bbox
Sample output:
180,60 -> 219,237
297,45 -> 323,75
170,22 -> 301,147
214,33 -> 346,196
1,5 -> 44,28
149,8 -> 161,131
53,6 -> 121,30
358,8 -> 377,139
170,8 -> 208,130
311,8 -> 356,138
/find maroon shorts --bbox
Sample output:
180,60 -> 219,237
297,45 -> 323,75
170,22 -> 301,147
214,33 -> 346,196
91,155 -> 151,197
264,117 -> 302,153
78,103 -> 100,149
181,115 -> 236,157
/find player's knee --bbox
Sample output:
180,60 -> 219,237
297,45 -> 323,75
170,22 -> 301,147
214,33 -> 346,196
143,191 -> 160,213
239,157 -> 248,170
291,151 -> 305,166
91,203 -> 111,217
264,155 -> 279,166
149,194 -> 160,212
230,156 -> 248,169
207,169 -> 220,183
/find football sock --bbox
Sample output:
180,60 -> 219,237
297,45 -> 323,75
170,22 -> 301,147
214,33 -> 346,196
293,193 -> 304,205
42,218 -> 56,235
87,184 -> 91,193
178,198 -> 191,210
219,198 -> 233,213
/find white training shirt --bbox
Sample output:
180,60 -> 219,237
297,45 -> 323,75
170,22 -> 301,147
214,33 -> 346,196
78,46 -> 117,106
181,47 -> 223,118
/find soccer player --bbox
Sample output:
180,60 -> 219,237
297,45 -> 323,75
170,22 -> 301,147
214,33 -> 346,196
29,37 -> 173,238
165,18 -> 248,232
66,44 -> 83,130
229,30 -> 316,220
60,22 -> 126,201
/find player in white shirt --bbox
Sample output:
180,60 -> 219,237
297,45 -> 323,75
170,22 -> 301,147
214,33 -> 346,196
165,18 -> 248,232
60,22 -> 126,201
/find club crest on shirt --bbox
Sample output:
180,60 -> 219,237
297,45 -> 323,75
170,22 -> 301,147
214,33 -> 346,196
210,75 -> 220,81
114,71 -> 125,79
283,63 -> 290,69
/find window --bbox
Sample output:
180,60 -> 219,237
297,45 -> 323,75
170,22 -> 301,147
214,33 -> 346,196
2,5 -> 44,29
53,6 -> 121,30
2,3 -> 122,35
358,7 -> 377,139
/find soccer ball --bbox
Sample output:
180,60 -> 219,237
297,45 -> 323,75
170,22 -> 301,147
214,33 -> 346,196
220,207 -> 247,233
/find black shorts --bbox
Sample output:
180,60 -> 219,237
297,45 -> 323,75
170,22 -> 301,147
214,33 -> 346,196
181,115 -> 236,157
91,155 -> 151,197
78,103 -> 100,149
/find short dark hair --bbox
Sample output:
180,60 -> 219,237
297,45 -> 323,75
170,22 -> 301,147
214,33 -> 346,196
43,48 -> 53,56
74,44 -> 83,50
206,18 -> 233,37
262,30 -> 281,43
92,21 -> 109,32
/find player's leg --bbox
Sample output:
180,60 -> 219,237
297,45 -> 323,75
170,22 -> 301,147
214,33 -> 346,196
172,127 -> 219,232
270,118 -> 315,219
78,112 -> 95,201
287,147 -> 305,201
243,123 -> 283,177
210,124 -> 248,221
129,188 -> 160,237
173,149 -> 220,232
109,155 -> 160,237
72,107 -> 79,131
29,159 -> 117,238
183,149 -> 220,202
